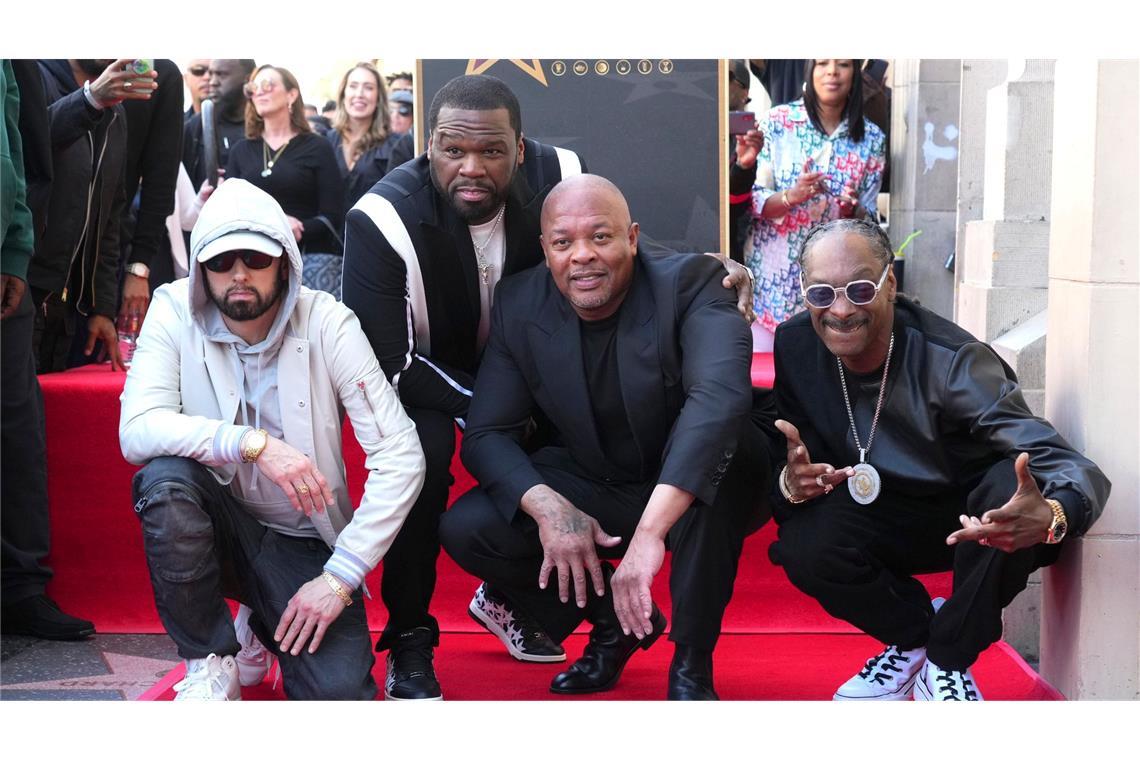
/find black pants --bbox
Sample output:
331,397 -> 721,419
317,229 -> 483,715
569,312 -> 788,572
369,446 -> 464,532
374,405 -> 456,650
1,286 -> 52,603
132,457 -> 376,700
440,428 -> 770,651
769,458 -> 1061,671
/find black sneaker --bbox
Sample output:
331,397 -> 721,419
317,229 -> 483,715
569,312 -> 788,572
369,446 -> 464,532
467,583 -> 566,663
384,627 -> 442,700
1,594 -> 96,641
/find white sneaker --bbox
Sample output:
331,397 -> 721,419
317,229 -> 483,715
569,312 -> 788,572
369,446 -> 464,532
914,659 -> 984,701
234,604 -> 274,687
172,653 -> 241,700
833,645 -> 927,701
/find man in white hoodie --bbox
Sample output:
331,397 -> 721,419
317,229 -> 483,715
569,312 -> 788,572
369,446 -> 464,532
119,179 -> 425,700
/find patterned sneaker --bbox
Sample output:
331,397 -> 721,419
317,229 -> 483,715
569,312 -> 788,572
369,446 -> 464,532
234,604 -> 274,687
914,659 -> 984,701
833,645 -> 927,701
467,583 -> 566,663
173,653 -> 241,700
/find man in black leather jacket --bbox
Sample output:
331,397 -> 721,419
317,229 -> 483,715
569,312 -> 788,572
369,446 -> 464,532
769,218 -> 1110,702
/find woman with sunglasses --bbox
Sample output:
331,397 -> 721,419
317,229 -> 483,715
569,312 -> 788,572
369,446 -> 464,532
224,64 -> 345,298
738,59 -> 887,350
326,62 -> 405,211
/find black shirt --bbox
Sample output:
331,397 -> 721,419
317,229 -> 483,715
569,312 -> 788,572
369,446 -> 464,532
580,311 -> 641,479
225,132 -> 345,255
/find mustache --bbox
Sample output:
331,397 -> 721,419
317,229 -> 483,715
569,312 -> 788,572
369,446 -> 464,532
822,316 -> 867,330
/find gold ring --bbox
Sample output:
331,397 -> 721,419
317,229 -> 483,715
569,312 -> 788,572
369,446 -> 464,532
815,474 -> 826,488
297,484 -> 310,495
124,81 -> 132,89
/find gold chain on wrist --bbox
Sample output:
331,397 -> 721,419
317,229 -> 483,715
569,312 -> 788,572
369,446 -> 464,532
322,571 -> 353,606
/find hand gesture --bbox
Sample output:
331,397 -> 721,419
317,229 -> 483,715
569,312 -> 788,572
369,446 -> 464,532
611,532 -> 665,638
87,59 -> 158,108
786,161 -> 825,207
946,453 -> 1054,552
255,435 -> 336,515
0,275 -> 26,321
85,314 -> 125,371
524,485 -> 621,608
118,272 -> 151,324
775,419 -> 853,501
704,252 -> 755,323
286,215 -> 304,242
836,180 -> 860,218
274,573 -> 350,655
734,128 -> 764,170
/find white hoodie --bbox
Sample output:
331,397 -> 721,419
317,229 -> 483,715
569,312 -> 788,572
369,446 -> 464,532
120,179 -> 425,590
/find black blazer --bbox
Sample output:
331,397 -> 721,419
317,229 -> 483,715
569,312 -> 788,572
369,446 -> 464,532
461,249 -> 754,522
342,138 -> 585,421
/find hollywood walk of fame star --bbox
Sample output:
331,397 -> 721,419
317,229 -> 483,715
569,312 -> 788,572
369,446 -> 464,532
2,651 -> 177,701
466,60 -> 548,87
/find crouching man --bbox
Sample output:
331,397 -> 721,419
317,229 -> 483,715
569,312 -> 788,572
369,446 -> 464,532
119,179 -> 425,700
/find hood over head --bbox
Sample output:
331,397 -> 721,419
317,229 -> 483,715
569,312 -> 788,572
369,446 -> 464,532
188,178 -> 303,350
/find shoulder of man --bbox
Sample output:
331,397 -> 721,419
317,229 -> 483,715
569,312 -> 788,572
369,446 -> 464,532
638,248 -> 730,307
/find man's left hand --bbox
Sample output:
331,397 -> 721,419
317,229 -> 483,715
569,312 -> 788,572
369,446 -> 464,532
119,273 -> 150,323
85,314 -> 125,371
703,252 -> 755,323
274,574 -> 350,656
0,275 -> 26,321
611,532 -> 665,639
946,452 -> 1053,553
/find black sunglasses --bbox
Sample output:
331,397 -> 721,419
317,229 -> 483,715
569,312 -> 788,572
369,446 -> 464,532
188,65 -> 209,77
203,250 -> 276,273
801,265 -> 890,309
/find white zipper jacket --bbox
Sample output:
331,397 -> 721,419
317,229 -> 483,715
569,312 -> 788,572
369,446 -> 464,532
119,179 -> 425,590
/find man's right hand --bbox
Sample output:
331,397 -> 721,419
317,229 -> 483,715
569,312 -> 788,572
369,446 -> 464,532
775,419 -> 853,501
521,484 -> 621,608
734,128 -> 764,170
255,435 -> 336,515
88,59 -> 158,108
0,275 -> 26,321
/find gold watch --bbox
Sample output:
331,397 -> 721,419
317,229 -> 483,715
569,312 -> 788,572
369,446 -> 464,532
1045,498 -> 1068,544
240,428 -> 269,463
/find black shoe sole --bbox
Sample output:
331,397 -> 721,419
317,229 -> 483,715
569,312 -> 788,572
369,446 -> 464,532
549,620 -> 666,695
1,624 -> 96,641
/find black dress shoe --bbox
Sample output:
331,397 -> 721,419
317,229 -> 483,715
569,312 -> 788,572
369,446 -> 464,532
668,644 -> 719,700
550,605 -> 667,694
384,627 -> 442,700
0,594 -> 96,641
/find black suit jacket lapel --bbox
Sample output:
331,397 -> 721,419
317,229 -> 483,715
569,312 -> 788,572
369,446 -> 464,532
616,262 -> 666,476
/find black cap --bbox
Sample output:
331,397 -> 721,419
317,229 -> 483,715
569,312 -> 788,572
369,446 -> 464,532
729,59 -> 749,87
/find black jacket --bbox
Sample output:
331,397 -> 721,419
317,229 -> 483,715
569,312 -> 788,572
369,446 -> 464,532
773,295 -> 1111,536
121,58 -> 183,268
327,128 -> 403,211
341,137 -> 585,421
27,60 -> 127,318
461,249 -> 753,522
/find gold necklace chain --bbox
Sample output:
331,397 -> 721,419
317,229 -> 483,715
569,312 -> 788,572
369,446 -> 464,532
836,332 -> 894,463
472,204 -> 506,285
261,138 -> 291,177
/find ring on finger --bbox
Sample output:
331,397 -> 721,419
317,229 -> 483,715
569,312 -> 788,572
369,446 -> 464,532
815,474 -> 826,488
823,483 -> 833,494
124,81 -> 133,89
297,483 -> 310,495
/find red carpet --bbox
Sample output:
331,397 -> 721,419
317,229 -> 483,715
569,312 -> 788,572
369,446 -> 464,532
36,364 -> 1058,701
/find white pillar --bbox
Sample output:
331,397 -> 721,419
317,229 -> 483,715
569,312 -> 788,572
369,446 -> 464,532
1040,59 -> 1140,700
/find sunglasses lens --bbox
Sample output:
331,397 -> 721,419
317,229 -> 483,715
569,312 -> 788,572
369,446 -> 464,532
243,252 -> 274,269
204,251 -> 276,272
845,281 -> 877,305
204,252 -> 237,272
190,66 -> 208,76
804,286 -> 836,309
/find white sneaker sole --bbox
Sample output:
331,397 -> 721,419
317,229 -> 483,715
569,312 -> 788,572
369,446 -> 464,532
467,601 -> 567,663
384,691 -> 444,701
833,671 -> 920,701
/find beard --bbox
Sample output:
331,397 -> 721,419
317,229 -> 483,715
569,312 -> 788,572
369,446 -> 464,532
430,161 -> 514,224
207,276 -> 285,322
75,59 -> 114,78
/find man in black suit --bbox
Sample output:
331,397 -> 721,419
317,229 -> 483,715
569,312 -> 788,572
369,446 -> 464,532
440,175 -> 776,700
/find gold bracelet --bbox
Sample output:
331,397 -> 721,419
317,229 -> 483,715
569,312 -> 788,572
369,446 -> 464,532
782,190 -> 793,209
779,465 -> 808,504
322,571 -> 353,606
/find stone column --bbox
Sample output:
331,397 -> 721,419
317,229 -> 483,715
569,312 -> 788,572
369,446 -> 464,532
888,59 -> 961,319
1040,59 -> 1139,700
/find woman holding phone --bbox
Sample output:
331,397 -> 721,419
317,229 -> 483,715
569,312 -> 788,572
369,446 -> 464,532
738,59 -> 886,347
225,64 -> 344,297
326,62 -> 403,210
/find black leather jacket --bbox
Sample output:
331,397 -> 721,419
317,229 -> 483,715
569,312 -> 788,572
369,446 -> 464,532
773,296 -> 1110,535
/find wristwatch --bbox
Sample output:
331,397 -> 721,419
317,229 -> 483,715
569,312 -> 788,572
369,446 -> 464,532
126,262 -> 150,280
240,428 -> 269,463
1044,498 -> 1068,544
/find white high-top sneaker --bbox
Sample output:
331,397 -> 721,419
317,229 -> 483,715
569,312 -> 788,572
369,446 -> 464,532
234,604 -> 274,687
172,653 -> 241,700
833,645 -> 927,701
914,659 -> 984,701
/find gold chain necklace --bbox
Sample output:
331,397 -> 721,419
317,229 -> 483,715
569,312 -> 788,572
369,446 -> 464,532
261,138 -> 291,177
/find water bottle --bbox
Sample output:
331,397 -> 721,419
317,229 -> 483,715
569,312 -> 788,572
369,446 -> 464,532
117,314 -> 139,367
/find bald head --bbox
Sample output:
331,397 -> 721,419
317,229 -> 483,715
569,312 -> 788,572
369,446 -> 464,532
541,174 -> 632,233
540,174 -> 639,322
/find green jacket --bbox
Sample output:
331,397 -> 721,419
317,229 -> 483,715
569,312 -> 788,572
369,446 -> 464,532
1,59 -> 34,280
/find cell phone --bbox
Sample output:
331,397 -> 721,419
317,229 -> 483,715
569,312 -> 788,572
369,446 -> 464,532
125,59 -> 154,85
729,110 -> 756,135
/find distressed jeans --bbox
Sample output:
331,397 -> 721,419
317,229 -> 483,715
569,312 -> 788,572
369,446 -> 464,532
132,456 -> 376,700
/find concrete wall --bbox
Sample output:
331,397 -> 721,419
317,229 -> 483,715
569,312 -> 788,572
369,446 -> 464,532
888,59 -> 961,319
1039,59 -> 1140,700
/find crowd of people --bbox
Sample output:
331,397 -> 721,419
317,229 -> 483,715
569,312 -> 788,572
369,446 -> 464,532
0,59 -> 1111,704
